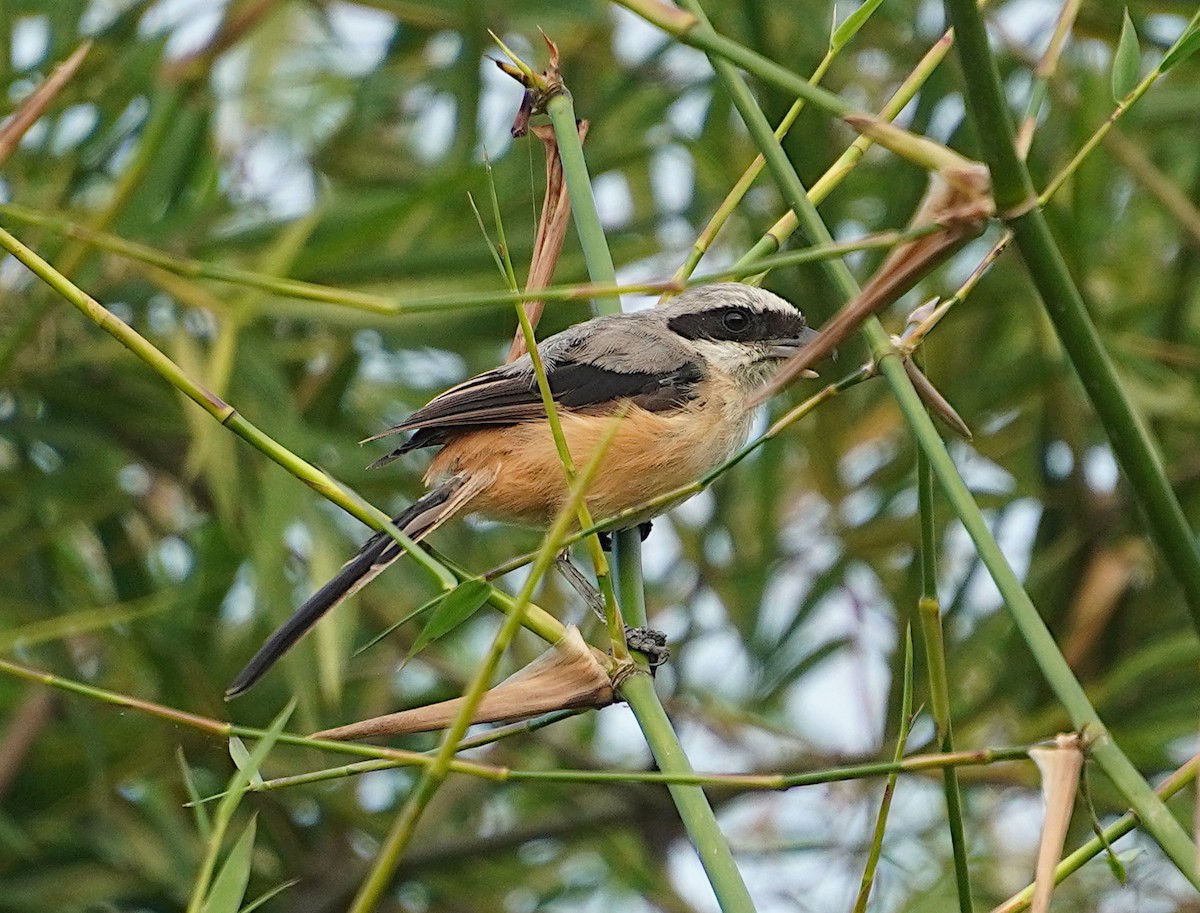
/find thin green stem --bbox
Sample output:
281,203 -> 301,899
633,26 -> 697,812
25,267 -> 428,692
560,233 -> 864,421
673,43 -> 838,285
1013,0 -> 1081,159
0,202 -> 925,317
615,0 -> 855,120
917,448 -> 973,913
852,631 -> 914,913
730,28 -> 957,278
1038,7 -> 1200,206
0,655 -> 1039,794
0,656 -> 500,775
943,0 -> 1200,646
238,740 -> 1033,793
881,351 -> 1199,883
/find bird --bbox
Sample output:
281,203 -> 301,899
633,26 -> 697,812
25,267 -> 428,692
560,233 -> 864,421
226,283 -> 819,697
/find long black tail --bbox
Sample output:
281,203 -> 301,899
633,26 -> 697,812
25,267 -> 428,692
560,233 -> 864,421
225,477 -> 474,698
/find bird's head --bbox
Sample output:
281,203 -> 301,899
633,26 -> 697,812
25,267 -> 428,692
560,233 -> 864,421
659,283 -> 819,389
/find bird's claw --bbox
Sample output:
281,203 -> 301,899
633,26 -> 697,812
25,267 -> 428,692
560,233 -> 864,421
624,625 -> 670,671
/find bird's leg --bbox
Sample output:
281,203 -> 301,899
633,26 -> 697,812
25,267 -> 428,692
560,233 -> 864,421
593,522 -> 669,671
619,521 -> 668,669
563,525 -> 670,671
554,552 -> 606,622
595,520 -> 653,552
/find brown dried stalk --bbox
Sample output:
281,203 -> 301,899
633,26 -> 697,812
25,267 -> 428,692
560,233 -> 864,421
311,627 -> 614,740
507,121 -> 590,362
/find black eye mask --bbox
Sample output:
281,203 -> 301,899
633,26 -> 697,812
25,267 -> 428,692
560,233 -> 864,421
667,306 -> 810,343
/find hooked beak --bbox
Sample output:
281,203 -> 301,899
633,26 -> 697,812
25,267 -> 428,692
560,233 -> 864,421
764,326 -> 820,376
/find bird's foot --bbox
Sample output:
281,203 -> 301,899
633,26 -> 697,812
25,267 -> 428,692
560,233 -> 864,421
625,625 -> 670,672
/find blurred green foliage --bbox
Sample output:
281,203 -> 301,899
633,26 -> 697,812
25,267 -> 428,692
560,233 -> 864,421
2,1 -> 1200,910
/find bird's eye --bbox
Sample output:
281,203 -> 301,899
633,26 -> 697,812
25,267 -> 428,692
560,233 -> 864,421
722,309 -> 751,333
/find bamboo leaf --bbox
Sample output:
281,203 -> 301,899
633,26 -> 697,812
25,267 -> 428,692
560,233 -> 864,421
187,702 -> 294,913
353,591 -> 445,657
406,579 -> 492,658
1112,11 -> 1140,100
200,816 -> 257,913
177,748 -> 212,844
832,0 -> 886,51
239,879 -> 300,913
0,596 -> 171,650
227,737 -> 264,787
1160,23 -> 1200,72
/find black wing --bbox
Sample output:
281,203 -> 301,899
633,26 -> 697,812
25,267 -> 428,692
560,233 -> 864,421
367,359 -> 704,467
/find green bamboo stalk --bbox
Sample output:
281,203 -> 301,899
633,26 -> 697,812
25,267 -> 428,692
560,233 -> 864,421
942,0 -> 1200,638
881,351 -> 1198,883
678,0 -> 1196,881
731,28 -> 956,277
672,31 -> 843,285
621,0 -> 975,285
544,92 -> 621,316
0,224 -> 567,649
346,408 -> 630,913
917,449 -> 974,913
543,72 -> 757,913
619,673 -> 756,913
613,528 -> 648,628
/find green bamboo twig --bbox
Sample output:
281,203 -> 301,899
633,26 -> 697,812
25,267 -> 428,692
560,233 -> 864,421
0,202 -> 933,316
543,74 -> 757,913
852,630 -> 914,913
